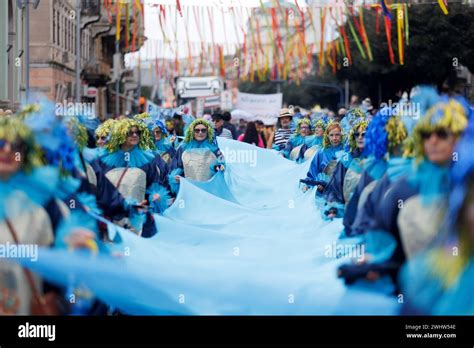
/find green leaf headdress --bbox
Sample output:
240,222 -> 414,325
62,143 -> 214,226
66,117 -> 88,151
95,119 -> 117,139
347,120 -> 369,152
413,99 -> 468,162
0,117 -> 44,173
105,118 -> 155,153
184,119 -> 215,144
294,118 -> 312,135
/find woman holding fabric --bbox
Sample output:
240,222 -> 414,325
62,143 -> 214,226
281,119 -> 315,162
92,118 -> 170,237
169,119 -> 225,194
320,120 -> 369,219
300,122 -> 345,194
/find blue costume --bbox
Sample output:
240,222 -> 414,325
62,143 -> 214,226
400,115 -> 474,315
338,98 -> 469,290
169,119 -> 225,194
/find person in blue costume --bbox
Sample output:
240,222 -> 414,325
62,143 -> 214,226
94,119 -> 116,148
337,99 -> 469,288
343,114 -> 410,237
0,116 -> 104,315
169,118 -> 225,194
150,119 -> 176,165
297,119 -> 325,162
343,87 -> 442,237
400,117 -> 474,315
93,118 -> 171,237
281,119 -> 315,162
300,121 -> 345,195
321,120 -> 369,219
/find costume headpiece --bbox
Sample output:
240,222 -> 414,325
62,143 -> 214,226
184,119 -> 215,144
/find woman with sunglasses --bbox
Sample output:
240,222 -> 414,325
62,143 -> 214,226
93,118 -> 171,237
320,120 -> 369,220
337,99 -> 469,288
343,114 -> 411,238
298,119 -> 326,162
344,86 -> 440,238
300,122 -> 345,194
169,119 -> 225,194
281,119 -> 315,162
400,117 -> 474,314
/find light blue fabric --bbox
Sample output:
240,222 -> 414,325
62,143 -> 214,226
15,138 -> 399,315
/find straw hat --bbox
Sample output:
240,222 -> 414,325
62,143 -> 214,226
278,108 -> 293,118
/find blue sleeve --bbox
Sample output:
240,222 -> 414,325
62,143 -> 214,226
322,161 -> 348,204
170,146 -> 184,173
44,198 -> 65,240
305,151 -> 323,182
282,140 -> 294,159
351,175 -> 392,236
343,170 -> 374,236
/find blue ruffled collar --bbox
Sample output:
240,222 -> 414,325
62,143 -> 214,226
409,160 -> 450,205
386,157 -> 413,181
155,138 -> 173,152
100,146 -> 156,168
182,139 -> 218,152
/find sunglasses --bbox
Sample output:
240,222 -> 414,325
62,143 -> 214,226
127,130 -> 140,137
194,128 -> 208,134
420,129 -> 452,140
0,139 -> 24,152
96,136 -> 107,141
353,132 -> 366,138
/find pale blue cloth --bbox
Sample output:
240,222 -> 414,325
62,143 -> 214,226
16,138 -> 398,315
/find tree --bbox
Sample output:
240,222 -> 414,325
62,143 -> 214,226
336,2 -> 474,103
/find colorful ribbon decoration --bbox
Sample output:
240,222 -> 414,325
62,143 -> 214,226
397,4 -> 404,65
438,0 -> 449,15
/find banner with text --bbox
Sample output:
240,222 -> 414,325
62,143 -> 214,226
235,92 -> 283,123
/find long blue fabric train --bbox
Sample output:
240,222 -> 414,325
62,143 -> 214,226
18,138 -> 399,315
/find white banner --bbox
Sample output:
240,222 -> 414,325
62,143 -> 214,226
235,92 -> 283,123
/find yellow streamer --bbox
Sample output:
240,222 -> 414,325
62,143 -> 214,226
438,0 -> 449,15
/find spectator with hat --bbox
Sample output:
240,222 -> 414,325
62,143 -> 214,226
212,113 -> 233,139
272,108 -> 294,151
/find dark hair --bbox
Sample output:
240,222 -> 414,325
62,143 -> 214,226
212,113 -> 223,121
242,122 -> 259,145
294,107 -> 301,113
222,111 -> 232,122
255,120 -> 264,126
